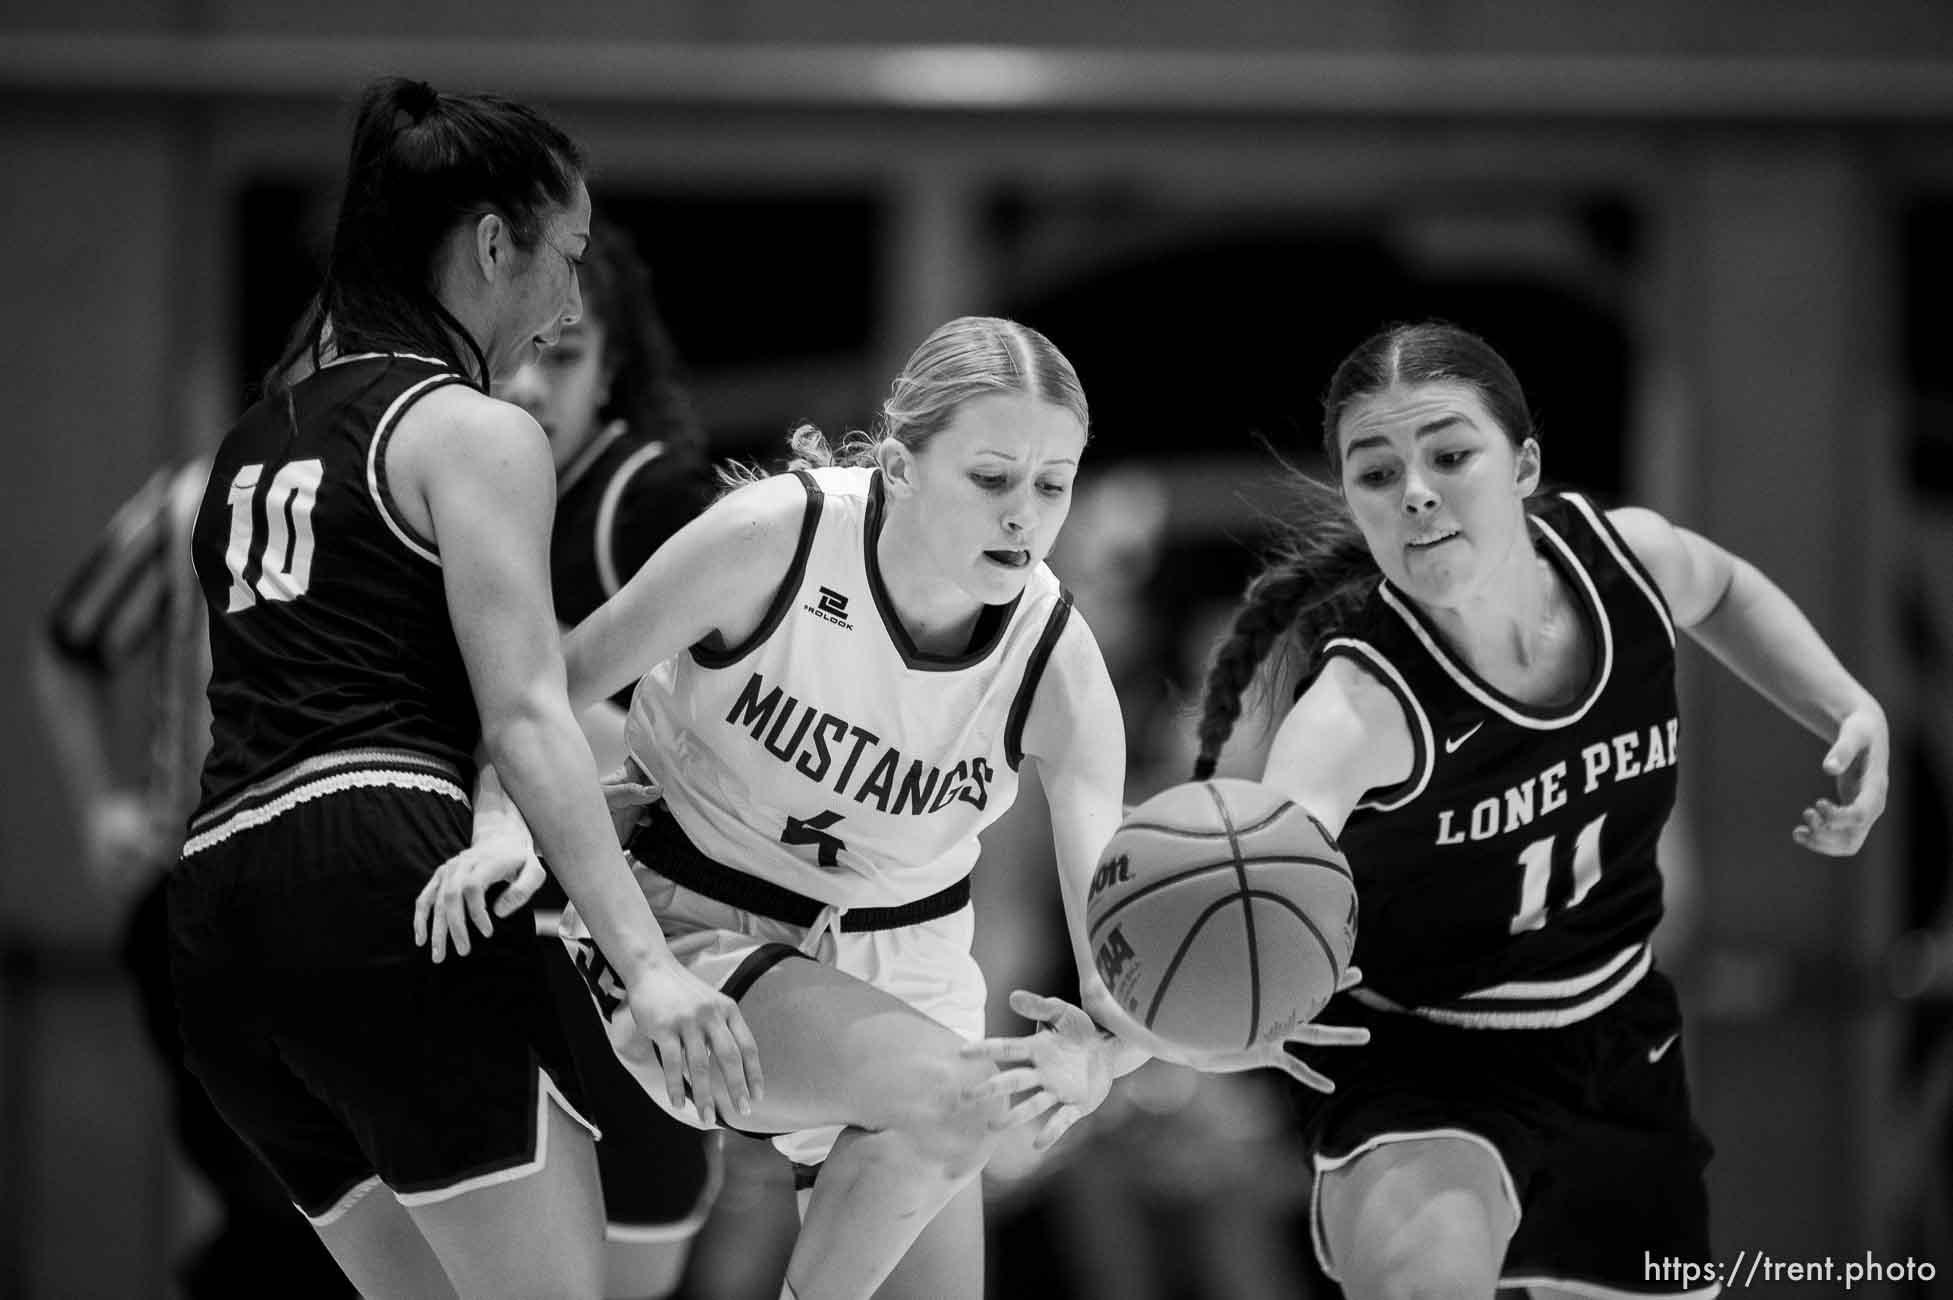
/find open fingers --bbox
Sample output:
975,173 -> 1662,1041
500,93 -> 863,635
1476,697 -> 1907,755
680,1026 -> 718,1128
966,1066 -> 1045,1104
1289,1023 -> 1371,1049
704,1017 -> 755,1117
442,882 -> 473,958
1271,1053 -> 1338,1093
727,1007 -> 764,1105
1007,990 -> 1070,1023
654,1033 -> 688,1115
997,1089 -> 1061,1132
465,880 -> 494,941
1794,801 -> 1871,856
495,857 -> 547,918
428,876 -> 456,963
1035,1104 -> 1083,1150
960,1036 -> 1040,1067
412,873 -> 438,948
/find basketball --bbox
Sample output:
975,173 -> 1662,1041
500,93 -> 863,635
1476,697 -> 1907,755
1085,778 -> 1357,1055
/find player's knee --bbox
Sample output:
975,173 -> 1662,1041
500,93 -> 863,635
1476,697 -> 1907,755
1340,1190 -> 1505,1300
886,1054 -> 1005,1181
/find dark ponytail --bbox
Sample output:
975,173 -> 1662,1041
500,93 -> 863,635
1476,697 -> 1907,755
266,75 -> 584,395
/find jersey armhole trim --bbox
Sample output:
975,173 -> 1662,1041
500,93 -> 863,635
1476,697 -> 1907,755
367,373 -> 467,567
1004,589 -> 1076,771
689,469 -> 824,669
1321,637 -> 1433,812
1564,492 -> 1678,647
595,440 -> 669,597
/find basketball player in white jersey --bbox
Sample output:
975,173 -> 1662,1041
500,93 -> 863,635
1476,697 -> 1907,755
418,314 -> 1367,1299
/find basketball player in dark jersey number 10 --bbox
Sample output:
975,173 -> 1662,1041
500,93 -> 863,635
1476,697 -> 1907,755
1193,322 -> 1887,1300
167,76 -> 757,1300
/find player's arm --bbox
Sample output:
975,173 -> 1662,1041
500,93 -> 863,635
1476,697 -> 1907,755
1261,653 -> 1418,839
453,474 -> 802,904
959,615 -> 1142,1149
1609,505 -> 1887,856
402,394 -> 760,1123
560,472 -> 806,712
1020,616 -> 1153,1079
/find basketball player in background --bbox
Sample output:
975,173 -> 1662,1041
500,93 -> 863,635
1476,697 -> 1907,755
1193,321 -> 1888,1299
34,458 -> 351,1297
419,315 -> 1371,1299
495,211 -> 724,1299
168,76 -> 755,1299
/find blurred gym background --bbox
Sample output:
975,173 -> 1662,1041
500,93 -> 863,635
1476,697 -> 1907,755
2,3 -> 1951,1295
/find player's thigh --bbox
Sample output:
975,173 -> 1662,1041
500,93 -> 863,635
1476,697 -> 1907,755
312,1182 -> 457,1300
732,952 -> 995,1138
404,1099 -> 608,1300
1317,1134 -> 1518,1296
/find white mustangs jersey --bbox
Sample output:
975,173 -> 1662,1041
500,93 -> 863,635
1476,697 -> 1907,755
626,467 -> 1077,909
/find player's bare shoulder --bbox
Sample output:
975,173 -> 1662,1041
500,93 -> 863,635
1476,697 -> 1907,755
1022,601 -> 1119,764
404,384 -> 545,462
1604,504 -> 1731,627
383,386 -> 551,539
694,470 -> 814,564
1272,651 -> 1417,818
1312,652 -> 1411,741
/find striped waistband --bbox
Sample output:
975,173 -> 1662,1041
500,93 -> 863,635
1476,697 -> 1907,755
184,749 -> 470,857
1352,941 -> 1652,1029
625,804 -> 971,933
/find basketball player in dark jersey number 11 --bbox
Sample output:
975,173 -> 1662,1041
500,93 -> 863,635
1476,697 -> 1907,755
1192,321 -> 1887,1300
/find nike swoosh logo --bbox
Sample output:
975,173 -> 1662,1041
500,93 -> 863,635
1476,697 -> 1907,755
1444,722 -> 1485,754
1648,1033 -> 1680,1064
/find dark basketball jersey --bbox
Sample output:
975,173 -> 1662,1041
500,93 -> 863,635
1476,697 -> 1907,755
549,420 -> 712,627
191,354 -> 480,813
1323,493 -> 1679,1028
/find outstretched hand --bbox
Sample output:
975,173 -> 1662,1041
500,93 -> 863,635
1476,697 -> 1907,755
1795,704 -> 1888,857
959,990 -> 1116,1150
411,836 -> 548,961
1167,966 -> 1370,1092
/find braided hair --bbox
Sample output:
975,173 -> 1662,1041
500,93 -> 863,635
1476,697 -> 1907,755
1191,321 -> 1538,780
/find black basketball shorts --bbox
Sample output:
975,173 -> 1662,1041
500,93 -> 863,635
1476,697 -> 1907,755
1300,969 -> 1716,1296
168,752 -> 598,1224
537,905 -> 722,1238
